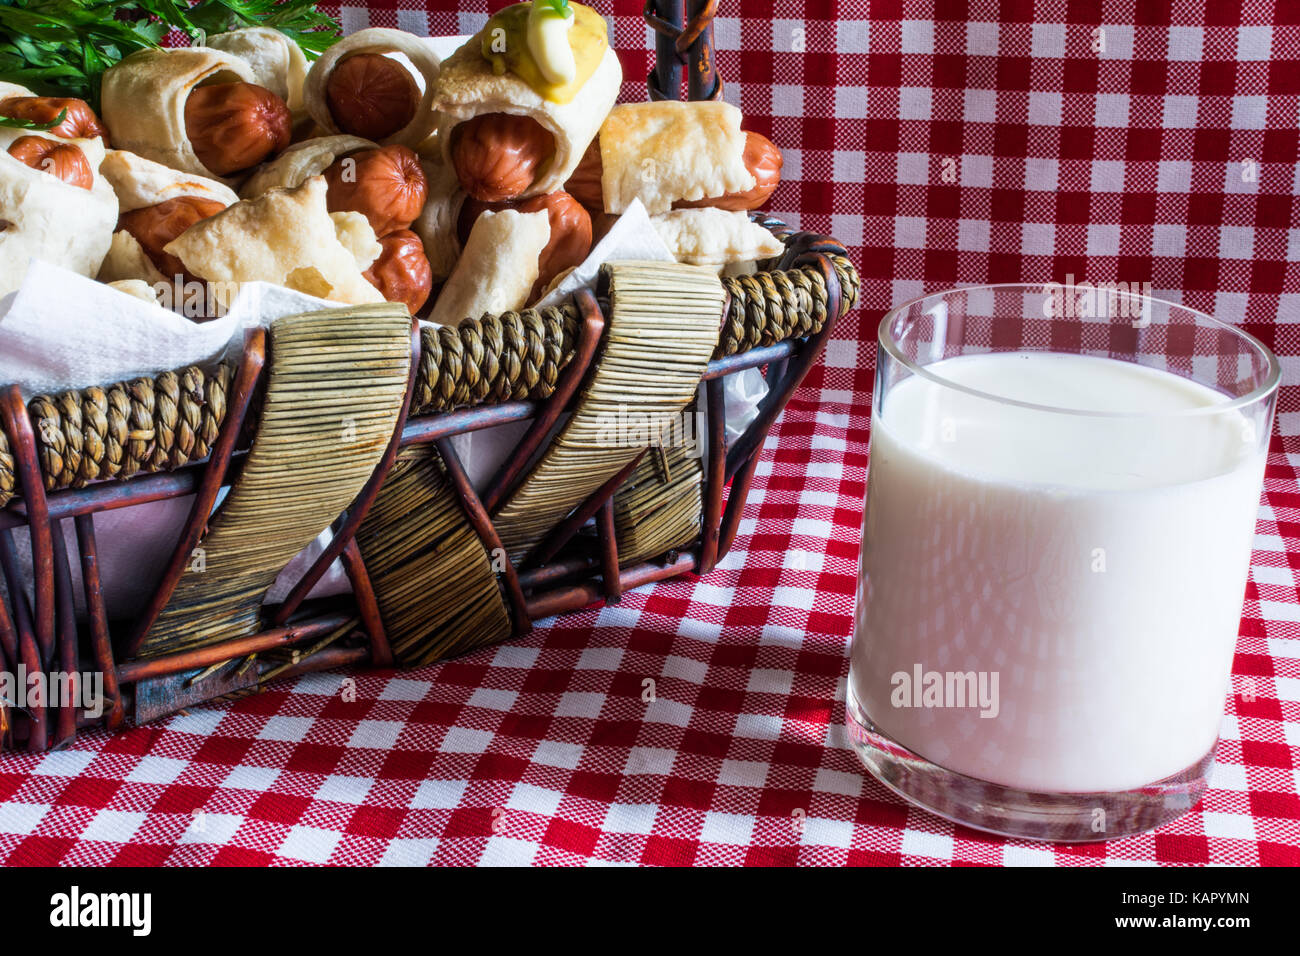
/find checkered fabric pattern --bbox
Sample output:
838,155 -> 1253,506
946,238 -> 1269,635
2,0 -> 1299,866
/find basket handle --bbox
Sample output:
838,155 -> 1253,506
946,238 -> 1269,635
644,0 -> 722,101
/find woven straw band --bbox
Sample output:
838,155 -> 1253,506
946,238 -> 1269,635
356,446 -> 513,666
0,431 -> 12,511
136,307 -> 412,658
493,261 -> 725,564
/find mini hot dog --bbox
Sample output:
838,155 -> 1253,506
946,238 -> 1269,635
450,112 -> 554,203
184,81 -> 292,177
566,128 -> 782,213
303,28 -> 441,148
101,47 -> 273,184
362,229 -> 433,315
458,190 -> 591,298
322,144 -> 428,238
6,135 -> 93,190
431,2 -> 621,202
325,54 -> 420,142
0,96 -> 109,144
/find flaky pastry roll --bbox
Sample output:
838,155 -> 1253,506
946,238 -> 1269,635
100,47 -> 260,183
432,33 -> 621,199
0,128 -> 117,297
598,101 -> 756,215
429,208 -> 549,325
303,28 -> 441,148
163,175 -> 384,309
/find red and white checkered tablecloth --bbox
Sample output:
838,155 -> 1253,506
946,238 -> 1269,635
1,1 -> 1298,866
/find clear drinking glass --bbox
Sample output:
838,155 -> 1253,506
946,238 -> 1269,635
847,283 -> 1280,842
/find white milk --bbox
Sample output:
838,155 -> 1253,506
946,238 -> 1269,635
849,352 -> 1265,793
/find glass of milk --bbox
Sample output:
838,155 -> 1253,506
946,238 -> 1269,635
847,283 -> 1279,842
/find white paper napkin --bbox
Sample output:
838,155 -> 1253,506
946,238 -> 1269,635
0,260 -> 343,399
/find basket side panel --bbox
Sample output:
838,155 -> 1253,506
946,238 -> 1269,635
493,262 -> 724,564
136,308 -> 411,657
355,446 -> 512,667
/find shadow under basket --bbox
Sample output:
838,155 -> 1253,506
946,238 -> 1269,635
0,218 -> 859,751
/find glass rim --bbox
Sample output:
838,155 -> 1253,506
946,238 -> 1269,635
878,282 -> 1282,420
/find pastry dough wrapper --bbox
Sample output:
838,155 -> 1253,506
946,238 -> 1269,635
100,47 -> 257,185
0,81 -> 34,101
107,278 -> 163,305
101,149 -> 240,212
98,229 -> 167,286
650,208 -> 784,267
412,156 -> 466,283
330,211 -> 384,272
240,134 -> 375,198
163,176 -> 384,309
0,129 -> 117,298
304,28 -> 441,148
599,101 -> 755,215
431,40 -> 622,199
208,27 -> 309,112
429,208 -> 549,325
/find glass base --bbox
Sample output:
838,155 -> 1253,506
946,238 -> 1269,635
846,693 -> 1214,843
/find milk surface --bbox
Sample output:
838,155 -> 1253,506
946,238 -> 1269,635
849,352 -> 1265,792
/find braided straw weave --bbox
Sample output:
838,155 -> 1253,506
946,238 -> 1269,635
715,253 -> 858,359
612,438 -> 704,567
137,307 -> 411,657
356,446 -> 512,666
20,364 -> 232,497
493,262 -> 725,564
413,305 -> 579,414
0,430 -> 12,511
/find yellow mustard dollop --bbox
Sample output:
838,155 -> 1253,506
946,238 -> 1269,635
480,2 -> 608,104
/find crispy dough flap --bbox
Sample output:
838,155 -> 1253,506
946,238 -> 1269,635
411,155 -> 466,283
101,149 -> 240,212
428,208 -> 549,325
208,27 -> 309,112
599,101 -> 755,215
650,208 -> 784,267
164,175 -> 384,308
239,134 -> 375,198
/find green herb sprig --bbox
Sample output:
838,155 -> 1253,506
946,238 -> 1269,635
0,106 -> 68,130
0,0 -> 340,110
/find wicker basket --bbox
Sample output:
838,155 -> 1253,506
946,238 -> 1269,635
0,2 -> 859,751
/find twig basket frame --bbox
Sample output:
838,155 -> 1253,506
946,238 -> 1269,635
0,1 -> 859,751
